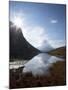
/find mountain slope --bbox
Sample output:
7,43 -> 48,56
48,46 -> 66,58
9,21 -> 40,61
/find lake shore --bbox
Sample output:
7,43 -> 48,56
9,60 -> 66,89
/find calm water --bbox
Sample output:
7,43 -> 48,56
10,60 -> 28,69
23,53 -> 64,76
9,53 -> 64,76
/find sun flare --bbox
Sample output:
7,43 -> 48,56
13,17 -> 23,28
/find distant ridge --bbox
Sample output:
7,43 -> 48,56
48,46 -> 66,58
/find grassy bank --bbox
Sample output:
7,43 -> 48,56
48,46 -> 66,58
9,60 -> 66,89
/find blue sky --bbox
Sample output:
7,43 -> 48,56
9,1 -> 66,49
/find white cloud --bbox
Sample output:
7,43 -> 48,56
50,19 -> 58,24
23,26 -> 46,48
10,12 -> 65,49
10,11 -> 46,48
22,25 -> 65,49
48,40 -> 65,48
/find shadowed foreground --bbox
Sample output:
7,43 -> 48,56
9,60 -> 66,89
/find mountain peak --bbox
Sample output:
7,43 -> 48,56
10,21 -> 40,61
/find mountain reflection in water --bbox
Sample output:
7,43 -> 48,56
23,53 -> 64,76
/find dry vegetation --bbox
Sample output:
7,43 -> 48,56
48,47 -> 66,58
9,60 -> 66,89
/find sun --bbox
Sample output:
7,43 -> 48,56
13,17 -> 23,28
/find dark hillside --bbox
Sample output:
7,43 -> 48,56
9,21 -> 40,61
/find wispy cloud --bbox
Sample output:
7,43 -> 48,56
48,40 -> 66,48
22,24 -> 65,49
23,26 -> 45,48
10,11 -> 65,49
50,19 -> 58,24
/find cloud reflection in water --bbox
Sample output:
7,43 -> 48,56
23,53 -> 64,76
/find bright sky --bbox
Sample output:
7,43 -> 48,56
9,1 -> 66,49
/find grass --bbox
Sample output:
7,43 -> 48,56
48,46 -> 66,58
9,60 -> 66,89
